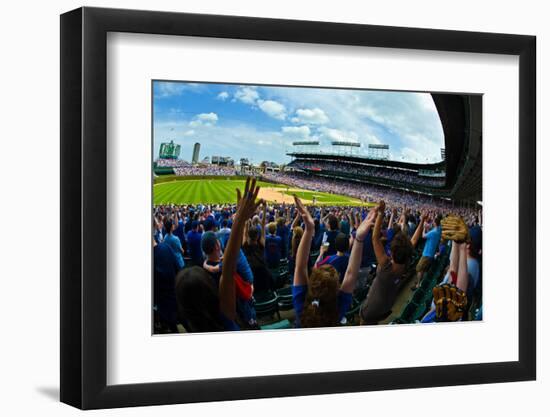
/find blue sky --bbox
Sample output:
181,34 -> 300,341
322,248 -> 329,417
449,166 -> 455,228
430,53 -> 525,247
153,81 -> 445,164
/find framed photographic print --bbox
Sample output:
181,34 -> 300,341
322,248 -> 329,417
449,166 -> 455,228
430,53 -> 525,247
60,6 -> 536,409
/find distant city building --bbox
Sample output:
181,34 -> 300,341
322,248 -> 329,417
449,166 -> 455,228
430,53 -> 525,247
192,142 -> 201,164
159,140 -> 181,159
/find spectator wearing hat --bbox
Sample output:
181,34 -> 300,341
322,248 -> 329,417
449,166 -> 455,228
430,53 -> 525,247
203,216 -> 218,233
186,220 -> 203,266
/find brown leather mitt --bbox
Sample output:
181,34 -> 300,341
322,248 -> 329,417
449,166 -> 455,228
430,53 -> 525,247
441,214 -> 470,243
432,283 -> 468,322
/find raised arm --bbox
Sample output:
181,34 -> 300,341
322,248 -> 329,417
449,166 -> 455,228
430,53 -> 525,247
219,178 -> 261,320
321,209 -> 331,225
315,243 -> 329,266
388,207 -> 396,230
399,207 -> 410,237
411,212 -> 427,248
456,242 -> 469,293
422,217 -> 431,238
372,201 -> 390,266
260,203 -> 267,247
293,195 -> 314,287
340,208 -> 376,293
291,211 -> 302,229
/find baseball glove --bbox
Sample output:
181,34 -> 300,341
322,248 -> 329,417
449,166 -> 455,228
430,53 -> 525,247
441,214 -> 470,243
432,283 -> 468,322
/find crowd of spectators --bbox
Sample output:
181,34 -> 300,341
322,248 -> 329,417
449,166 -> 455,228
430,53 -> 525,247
153,178 -> 482,333
155,159 -> 190,168
288,159 -> 446,187
173,164 -> 237,176
262,171 -> 475,218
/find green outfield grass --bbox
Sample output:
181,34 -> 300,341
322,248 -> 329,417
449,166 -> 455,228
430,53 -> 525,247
153,177 -> 367,206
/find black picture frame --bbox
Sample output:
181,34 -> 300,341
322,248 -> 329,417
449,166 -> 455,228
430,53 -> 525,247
60,6 -> 536,410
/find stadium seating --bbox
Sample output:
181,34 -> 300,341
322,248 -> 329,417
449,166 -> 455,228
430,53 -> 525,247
275,287 -> 294,312
254,292 -> 281,321
260,319 -> 292,330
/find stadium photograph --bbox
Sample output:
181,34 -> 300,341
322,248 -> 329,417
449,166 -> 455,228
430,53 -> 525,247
152,80 -> 482,334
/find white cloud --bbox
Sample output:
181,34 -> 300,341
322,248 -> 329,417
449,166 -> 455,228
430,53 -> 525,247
217,91 -> 229,101
399,147 -> 426,163
318,127 -> 359,143
257,99 -> 287,120
234,87 -> 260,104
281,125 -> 312,139
154,82 -> 204,98
189,112 -> 218,127
183,130 -> 195,136
155,82 -> 186,98
291,108 -> 329,124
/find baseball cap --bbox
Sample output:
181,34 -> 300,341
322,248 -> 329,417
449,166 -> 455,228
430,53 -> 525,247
201,231 -> 219,255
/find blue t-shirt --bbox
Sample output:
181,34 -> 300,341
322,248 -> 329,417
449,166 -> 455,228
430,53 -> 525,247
352,228 -> 376,267
422,226 -> 442,258
385,228 -> 395,255
216,227 -> 231,249
265,234 -> 283,268
236,249 -> 254,283
173,219 -> 185,243
312,226 -> 324,252
466,257 -> 480,301
186,230 -> 204,264
163,233 -> 185,270
276,224 -> 290,258
292,284 -> 353,328
316,254 -> 350,282
218,249 -> 254,284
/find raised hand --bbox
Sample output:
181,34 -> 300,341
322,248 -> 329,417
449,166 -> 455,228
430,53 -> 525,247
235,177 -> 262,222
356,208 -> 377,241
293,194 -> 314,230
421,211 -> 429,222
377,200 -> 386,214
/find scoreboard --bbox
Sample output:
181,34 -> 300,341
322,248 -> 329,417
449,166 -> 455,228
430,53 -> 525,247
159,140 -> 181,159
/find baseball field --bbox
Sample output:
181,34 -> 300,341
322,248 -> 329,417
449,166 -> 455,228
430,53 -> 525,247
153,176 -> 368,206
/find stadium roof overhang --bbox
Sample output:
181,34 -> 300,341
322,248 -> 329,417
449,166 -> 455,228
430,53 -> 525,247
432,94 -> 482,202
286,151 -> 446,171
